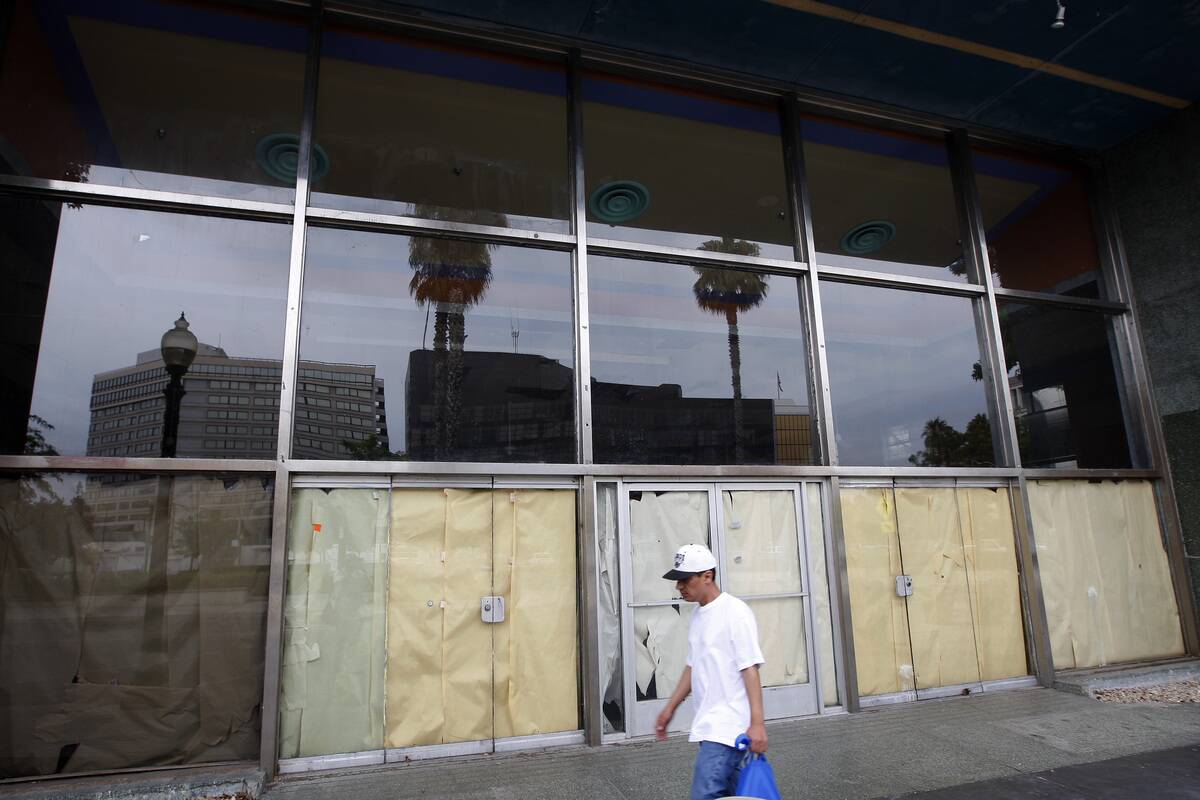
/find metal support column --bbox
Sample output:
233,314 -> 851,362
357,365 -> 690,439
579,476 -> 603,744
260,2 -> 323,779
781,95 -> 859,711
568,50 -> 593,466
948,129 -> 1055,685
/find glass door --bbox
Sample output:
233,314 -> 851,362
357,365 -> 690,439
385,486 -> 497,758
619,483 -> 820,738
841,483 -> 1030,704
620,485 -> 715,738
717,485 -> 820,718
384,485 -> 581,759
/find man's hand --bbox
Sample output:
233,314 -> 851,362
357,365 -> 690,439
746,721 -> 768,754
654,707 -> 674,741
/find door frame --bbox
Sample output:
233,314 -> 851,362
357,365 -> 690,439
616,479 -> 823,739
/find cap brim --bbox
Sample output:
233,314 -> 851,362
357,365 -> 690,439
662,569 -> 694,580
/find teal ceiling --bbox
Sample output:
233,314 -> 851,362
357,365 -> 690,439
367,0 -> 1200,150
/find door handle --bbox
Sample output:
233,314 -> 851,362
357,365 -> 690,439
481,596 -> 506,623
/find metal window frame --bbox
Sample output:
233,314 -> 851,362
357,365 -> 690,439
0,0 -> 1193,785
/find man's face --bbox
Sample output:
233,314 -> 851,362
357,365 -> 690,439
675,571 -> 707,601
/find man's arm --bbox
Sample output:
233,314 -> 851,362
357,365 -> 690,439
741,664 -> 767,753
654,665 -> 692,741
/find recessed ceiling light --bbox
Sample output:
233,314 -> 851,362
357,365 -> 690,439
588,180 -> 650,223
839,220 -> 895,254
256,133 -> 330,184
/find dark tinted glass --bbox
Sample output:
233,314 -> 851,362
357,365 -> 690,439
297,229 -> 575,462
802,117 -> 966,282
974,148 -> 1104,297
589,256 -> 812,465
312,26 -> 569,232
0,472 -> 272,778
583,75 -> 793,258
1,198 -> 291,458
999,303 -> 1133,468
0,0 -> 306,202
821,281 -> 995,466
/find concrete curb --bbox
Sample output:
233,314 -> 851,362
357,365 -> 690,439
1054,658 -> 1200,696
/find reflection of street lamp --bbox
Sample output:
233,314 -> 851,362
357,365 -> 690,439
160,313 -> 198,458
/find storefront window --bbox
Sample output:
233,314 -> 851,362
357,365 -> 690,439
297,229 -> 575,463
973,148 -> 1104,297
583,75 -> 793,258
1,198 -> 291,458
0,472 -> 273,779
802,117 -> 966,282
588,256 -> 812,465
998,302 -> 1135,468
0,0 -> 306,202
311,25 -> 569,232
821,281 -> 995,467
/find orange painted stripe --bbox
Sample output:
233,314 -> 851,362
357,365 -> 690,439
764,0 -> 1190,109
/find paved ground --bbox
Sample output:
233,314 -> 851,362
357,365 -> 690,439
263,687 -> 1200,800
886,743 -> 1200,799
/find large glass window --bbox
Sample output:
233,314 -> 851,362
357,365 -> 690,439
311,25 -> 569,232
297,229 -> 575,462
583,75 -> 793,258
999,302 -> 1134,468
588,256 -> 812,465
802,117 -> 966,282
1,198 -> 292,458
973,148 -> 1103,298
0,472 -> 273,779
821,281 -> 995,467
0,0 -> 306,202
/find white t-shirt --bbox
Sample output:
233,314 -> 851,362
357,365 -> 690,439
686,592 -> 765,747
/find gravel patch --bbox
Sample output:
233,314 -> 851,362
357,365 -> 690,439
1094,679 -> 1200,704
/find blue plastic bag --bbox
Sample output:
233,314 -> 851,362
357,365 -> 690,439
735,753 -> 782,800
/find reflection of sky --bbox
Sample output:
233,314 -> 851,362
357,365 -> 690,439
29,205 -> 292,455
820,281 -> 990,466
588,257 -> 809,406
299,228 -> 574,451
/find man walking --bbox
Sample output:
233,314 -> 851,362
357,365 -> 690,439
655,543 -> 767,800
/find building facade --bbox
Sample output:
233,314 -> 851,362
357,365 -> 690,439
0,0 -> 1197,785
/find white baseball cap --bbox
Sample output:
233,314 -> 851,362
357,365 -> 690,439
663,543 -> 717,580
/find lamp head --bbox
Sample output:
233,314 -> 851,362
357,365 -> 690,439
160,312 -> 199,372
1052,1 -> 1066,29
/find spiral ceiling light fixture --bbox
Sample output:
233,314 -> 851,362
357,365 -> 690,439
839,220 -> 895,254
256,133 -> 330,184
588,180 -> 650,223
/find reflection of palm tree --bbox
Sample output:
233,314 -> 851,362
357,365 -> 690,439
693,238 -> 768,462
408,207 -> 506,457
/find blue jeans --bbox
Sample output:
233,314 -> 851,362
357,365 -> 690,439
690,740 -> 743,800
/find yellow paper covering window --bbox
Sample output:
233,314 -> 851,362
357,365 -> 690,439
1030,479 -> 1183,669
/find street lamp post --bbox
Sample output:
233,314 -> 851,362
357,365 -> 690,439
160,312 -> 198,458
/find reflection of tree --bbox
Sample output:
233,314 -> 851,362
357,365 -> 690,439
24,414 -> 59,455
408,207 -> 506,458
341,434 -> 406,461
693,238 -> 768,463
907,414 -> 994,466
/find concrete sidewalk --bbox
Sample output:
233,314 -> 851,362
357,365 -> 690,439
263,688 -> 1200,800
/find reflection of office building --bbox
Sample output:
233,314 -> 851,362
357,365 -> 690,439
404,349 -> 810,464
405,349 -> 574,462
79,472 -> 274,574
88,346 -> 387,459
773,400 -> 813,465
